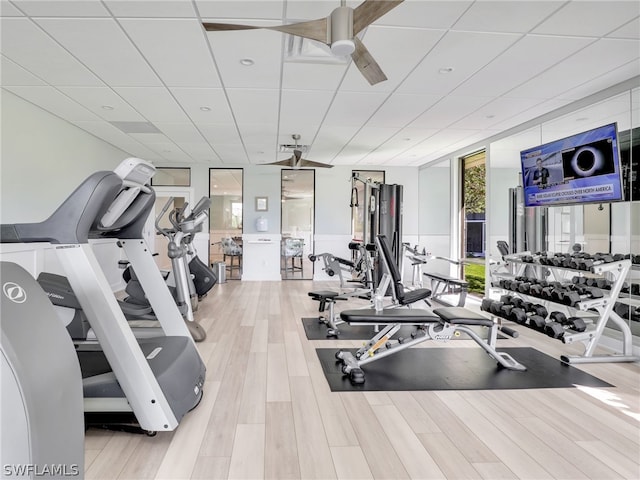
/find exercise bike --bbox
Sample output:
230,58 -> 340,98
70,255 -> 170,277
121,196 -> 215,341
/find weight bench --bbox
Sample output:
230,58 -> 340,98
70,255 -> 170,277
308,290 -> 349,337
424,272 -> 468,307
335,306 -> 524,384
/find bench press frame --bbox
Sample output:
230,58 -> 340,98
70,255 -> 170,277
335,306 -> 525,384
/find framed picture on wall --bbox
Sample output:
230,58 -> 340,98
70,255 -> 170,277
255,196 -> 268,212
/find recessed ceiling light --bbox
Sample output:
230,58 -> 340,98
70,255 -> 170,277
403,138 -> 411,141
240,58 -> 254,66
438,67 -> 454,74
200,106 -> 211,111
101,105 -> 114,110
486,114 -> 495,119
163,149 -> 172,153
576,117 -> 589,121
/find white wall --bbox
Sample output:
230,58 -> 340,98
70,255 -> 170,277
0,91 -> 132,287
0,91 -> 128,224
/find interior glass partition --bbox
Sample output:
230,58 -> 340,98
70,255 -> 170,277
281,169 -> 315,280
486,86 -> 639,346
209,168 -> 243,280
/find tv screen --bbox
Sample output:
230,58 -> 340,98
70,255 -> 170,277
520,123 -> 623,207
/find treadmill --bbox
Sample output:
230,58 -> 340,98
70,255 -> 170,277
0,158 -> 206,433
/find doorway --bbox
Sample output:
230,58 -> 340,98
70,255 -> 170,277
460,151 -> 486,295
281,169 -> 314,279
209,169 -> 244,280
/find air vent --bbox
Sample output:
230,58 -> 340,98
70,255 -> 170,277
279,144 -> 309,153
109,121 -> 162,134
284,35 -> 349,65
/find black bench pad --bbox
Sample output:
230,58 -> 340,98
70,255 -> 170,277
400,287 -> 431,304
424,273 -> 468,286
309,290 -> 341,299
434,307 -> 492,327
340,308 -> 439,324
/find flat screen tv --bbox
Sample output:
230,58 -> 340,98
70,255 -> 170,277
520,123 -> 623,207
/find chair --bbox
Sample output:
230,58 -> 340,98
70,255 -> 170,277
282,237 -> 304,278
221,237 -> 242,276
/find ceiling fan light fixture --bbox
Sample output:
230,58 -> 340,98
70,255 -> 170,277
331,38 -> 355,56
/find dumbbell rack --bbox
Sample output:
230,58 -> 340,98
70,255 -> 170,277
493,255 -> 637,364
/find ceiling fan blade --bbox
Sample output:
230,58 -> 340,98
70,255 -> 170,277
265,158 -> 296,166
353,0 -> 404,35
299,159 -> 334,168
351,37 -> 387,85
202,22 -> 261,32
268,18 -> 329,44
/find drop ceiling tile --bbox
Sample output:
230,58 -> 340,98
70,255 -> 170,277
340,26 -> 446,92
4,85 -> 102,121
453,35 -> 594,97
533,1 -> 640,37
507,38 -> 640,100
554,61 -> 640,102
225,88 -> 279,125
34,18 -> 161,87
245,146 -> 278,164
323,91 -> 388,126
155,122 -> 207,143
403,129 -> 482,156
70,120 -> 163,159
58,86 -> 147,121
195,1 -> 284,20
1,18 -> 102,86
489,98 -> 572,132
205,25 -> 281,89
104,0 -> 196,18
175,142 -> 220,161
285,1 -> 359,21
282,62 -> 346,91
0,55 -> 45,85
377,0 -> 473,29
213,144 -> 249,163
1,1 -> 23,16
410,95 -> 493,129
452,1 -> 565,33
12,0 -> 109,16
278,128 -> 317,146
279,89 -> 334,132
199,123 -> 242,145
237,123 -> 277,144
169,87 -> 234,124
397,31 -> 521,95
607,18 -> 640,39
367,94 -> 440,128
119,18 -> 220,88
450,96 -> 546,130
114,87 -> 190,122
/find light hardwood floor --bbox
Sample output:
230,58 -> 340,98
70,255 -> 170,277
85,280 -> 640,479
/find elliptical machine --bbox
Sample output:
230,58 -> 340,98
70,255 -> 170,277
122,196 -> 215,342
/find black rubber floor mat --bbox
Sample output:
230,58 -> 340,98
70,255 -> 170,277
302,317 -> 506,341
316,347 -> 612,391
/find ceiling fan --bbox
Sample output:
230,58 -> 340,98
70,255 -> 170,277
202,0 -> 404,86
267,134 -> 333,168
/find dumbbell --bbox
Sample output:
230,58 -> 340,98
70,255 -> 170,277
613,302 -> 630,318
585,278 -> 612,289
580,253 -> 614,270
544,311 -> 587,339
510,308 -> 546,330
562,286 -> 604,307
529,284 -> 544,297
